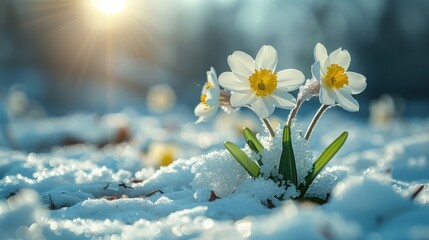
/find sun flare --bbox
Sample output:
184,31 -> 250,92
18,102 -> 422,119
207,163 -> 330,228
92,0 -> 128,15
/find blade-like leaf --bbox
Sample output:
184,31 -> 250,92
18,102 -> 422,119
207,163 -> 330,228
299,131 -> 348,197
278,126 -> 298,186
243,127 -> 264,153
224,141 -> 260,178
246,140 -> 263,166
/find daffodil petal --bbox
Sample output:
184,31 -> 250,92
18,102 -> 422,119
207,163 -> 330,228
314,43 -> 328,64
195,116 -> 205,124
205,87 -> 220,106
331,49 -> 351,70
209,67 -> 217,76
328,48 -> 342,63
347,72 -> 367,94
311,61 -> 321,80
276,69 -> 305,91
218,72 -> 250,93
195,106 -> 218,124
324,54 -> 333,72
271,90 -> 296,109
227,51 -> 255,78
255,45 -> 278,71
194,103 -> 210,116
207,67 -> 219,88
250,97 -> 275,119
230,92 -> 256,107
335,88 -> 359,112
201,83 -> 208,95
319,87 -> 335,105
206,106 -> 219,120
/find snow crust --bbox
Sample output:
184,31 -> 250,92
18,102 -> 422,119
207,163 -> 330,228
1,113 -> 429,239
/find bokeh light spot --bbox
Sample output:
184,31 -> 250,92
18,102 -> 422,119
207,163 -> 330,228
92,0 -> 128,15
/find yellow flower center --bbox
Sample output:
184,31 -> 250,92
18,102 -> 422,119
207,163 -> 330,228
200,94 -> 207,105
205,82 -> 213,90
160,149 -> 175,166
249,69 -> 277,96
199,82 -> 213,105
324,64 -> 348,89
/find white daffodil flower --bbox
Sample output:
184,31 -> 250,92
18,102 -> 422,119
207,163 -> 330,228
312,43 -> 367,112
194,67 -> 224,124
218,45 -> 305,119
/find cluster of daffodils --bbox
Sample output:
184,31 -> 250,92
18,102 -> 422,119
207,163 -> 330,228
195,43 -> 366,137
194,43 -> 366,202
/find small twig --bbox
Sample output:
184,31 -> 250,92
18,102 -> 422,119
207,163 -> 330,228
119,181 -> 134,189
304,104 -> 333,141
103,195 -> 119,201
48,194 -> 56,210
130,178 -> 144,184
262,118 -> 275,137
142,190 -> 164,198
411,185 -> 424,200
325,192 -> 331,202
209,191 -> 220,202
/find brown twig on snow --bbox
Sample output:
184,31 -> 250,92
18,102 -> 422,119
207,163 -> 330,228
209,191 -> 220,202
411,185 -> 425,200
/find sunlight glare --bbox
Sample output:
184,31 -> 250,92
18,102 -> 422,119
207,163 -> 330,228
92,0 -> 128,15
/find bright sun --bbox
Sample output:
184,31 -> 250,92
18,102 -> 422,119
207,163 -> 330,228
92,0 -> 128,15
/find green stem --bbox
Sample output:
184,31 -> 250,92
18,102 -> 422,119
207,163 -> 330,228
286,99 -> 303,126
262,118 -> 275,137
304,104 -> 333,141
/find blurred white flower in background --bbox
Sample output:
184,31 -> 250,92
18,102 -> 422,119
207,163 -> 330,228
213,111 -> 260,139
312,43 -> 367,112
146,84 -> 177,114
6,89 -> 46,120
369,94 -> 397,128
146,142 -> 178,167
219,45 -> 305,118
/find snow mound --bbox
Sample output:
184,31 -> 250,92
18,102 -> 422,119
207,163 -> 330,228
0,113 -> 429,239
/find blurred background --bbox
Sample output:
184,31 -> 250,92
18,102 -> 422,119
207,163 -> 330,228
1,0 -> 429,115
0,0 -> 428,155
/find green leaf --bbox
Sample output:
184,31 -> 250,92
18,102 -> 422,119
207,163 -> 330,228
278,126 -> 298,186
224,141 -> 260,178
246,140 -> 263,166
243,127 -> 264,154
299,131 -> 348,198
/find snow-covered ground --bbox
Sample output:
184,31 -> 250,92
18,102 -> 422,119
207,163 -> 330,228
0,109 -> 429,240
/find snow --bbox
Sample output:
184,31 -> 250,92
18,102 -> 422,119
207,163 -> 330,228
1,111 -> 429,239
